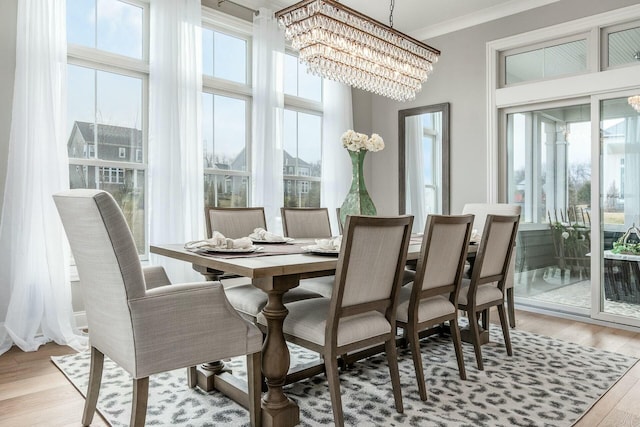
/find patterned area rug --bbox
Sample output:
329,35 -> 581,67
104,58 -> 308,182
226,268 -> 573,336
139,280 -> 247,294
52,324 -> 637,427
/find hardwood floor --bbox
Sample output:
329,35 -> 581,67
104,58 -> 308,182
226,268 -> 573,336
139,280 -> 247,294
1,309 -> 640,426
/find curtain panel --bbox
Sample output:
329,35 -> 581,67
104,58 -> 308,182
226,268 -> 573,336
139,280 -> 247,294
0,0 -> 86,355
148,0 -> 204,282
251,8 -> 285,234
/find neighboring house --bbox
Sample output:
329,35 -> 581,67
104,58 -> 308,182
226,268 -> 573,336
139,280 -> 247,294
67,121 -> 143,191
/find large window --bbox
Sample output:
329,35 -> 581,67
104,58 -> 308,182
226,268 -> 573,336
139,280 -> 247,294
201,21 -> 251,208
66,0 -> 148,254
283,52 -> 323,208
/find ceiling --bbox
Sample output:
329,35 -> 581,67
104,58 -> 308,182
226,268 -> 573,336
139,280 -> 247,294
234,0 -> 562,39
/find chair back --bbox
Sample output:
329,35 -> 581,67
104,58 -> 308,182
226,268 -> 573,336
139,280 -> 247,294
468,214 -> 520,300
411,215 -> 473,310
329,215 -> 413,332
205,207 -> 266,238
281,207 -> 332,238
53,189 -> 142,371
461,203 -> 521,234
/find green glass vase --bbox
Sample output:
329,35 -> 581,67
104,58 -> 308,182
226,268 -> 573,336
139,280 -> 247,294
339,150 -> 377,229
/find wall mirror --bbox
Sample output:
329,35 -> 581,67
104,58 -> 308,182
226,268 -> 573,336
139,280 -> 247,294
399,103 -> 450,232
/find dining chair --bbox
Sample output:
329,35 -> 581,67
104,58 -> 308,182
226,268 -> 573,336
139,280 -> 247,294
457,213 -> 520,371
204,206 -> 322,321
258,215 -> 413,427
53,189 -> 262,427
281,207 -> 336,298
396,214 -> 473,401
462,203 -> 521,327
205,206 -> 267,239
281,207 -> 333,238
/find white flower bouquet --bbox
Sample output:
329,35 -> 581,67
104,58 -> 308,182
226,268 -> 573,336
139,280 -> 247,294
341,130 -> 385,152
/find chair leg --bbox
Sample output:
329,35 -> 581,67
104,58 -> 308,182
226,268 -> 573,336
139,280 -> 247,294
384,338 -> 404,413
246,352 -> 262,427
449,319 -> 467,380
324,353 -> 344,427
130,377 -> 149,427
408,327 -> 428,401
468,311 -> 484,370
506,287 -> 516,328
82,346 -> 104,426
497,304 -> 513,356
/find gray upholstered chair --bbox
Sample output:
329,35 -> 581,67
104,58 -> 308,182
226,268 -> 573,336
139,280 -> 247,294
53,189 -> 262,427
281,207 -> 336,298
204,206 -> 321,321
281,207 -> 333,238
462,203 -> 521,327
258,215 -> 413,427
205,206 -> 267,239
457,213 -> 520,370
396,214 -> 473,401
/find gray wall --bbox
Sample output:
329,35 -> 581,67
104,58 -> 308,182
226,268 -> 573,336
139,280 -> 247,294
0,0 -> 17,209
363,0 -> 640,217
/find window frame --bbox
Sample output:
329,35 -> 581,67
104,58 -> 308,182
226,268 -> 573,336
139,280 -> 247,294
601,19 -> 640,71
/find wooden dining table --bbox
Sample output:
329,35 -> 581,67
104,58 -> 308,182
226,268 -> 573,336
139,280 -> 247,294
151,238 -> 476,426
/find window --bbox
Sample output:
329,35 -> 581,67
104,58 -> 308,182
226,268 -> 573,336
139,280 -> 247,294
283,109 -> 322,207
602,21 -> 640,69
201,17 -> 251,208
283,52 -> 323,208
202,27 -> 248,84
66,0 -> 148,255
202,91 -> 250,208
502,36 -> 588,86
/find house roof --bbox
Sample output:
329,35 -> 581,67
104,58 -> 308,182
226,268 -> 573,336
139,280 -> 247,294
72,121 -> 142,147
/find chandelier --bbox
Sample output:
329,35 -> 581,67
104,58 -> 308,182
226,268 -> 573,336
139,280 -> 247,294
629,95 -> 640,113
275,0 -> 440,102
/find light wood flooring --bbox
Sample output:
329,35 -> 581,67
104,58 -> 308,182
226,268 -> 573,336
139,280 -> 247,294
1,309 -> 640,426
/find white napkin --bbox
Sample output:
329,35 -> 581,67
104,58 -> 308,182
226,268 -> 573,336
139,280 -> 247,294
185,231 -> 253,250
249,227 -> 285,242
315,236 -> 342,250
470,229 -> 481,243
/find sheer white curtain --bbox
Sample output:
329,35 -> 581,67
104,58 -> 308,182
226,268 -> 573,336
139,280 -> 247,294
0,0 -> 86,355
321,80 -> 353,235
148,0 -> 203,282
252,8 -> 284,234
405,115 -> 427,233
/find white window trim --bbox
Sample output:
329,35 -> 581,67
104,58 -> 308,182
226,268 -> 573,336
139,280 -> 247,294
486,3 -> 640,202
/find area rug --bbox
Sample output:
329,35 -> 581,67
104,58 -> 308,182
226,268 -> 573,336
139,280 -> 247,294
52,323 -> 637,427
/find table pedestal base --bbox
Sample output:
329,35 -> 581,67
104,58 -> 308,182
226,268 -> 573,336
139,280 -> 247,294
262,399 -> 300,427
460,327 -> 490,345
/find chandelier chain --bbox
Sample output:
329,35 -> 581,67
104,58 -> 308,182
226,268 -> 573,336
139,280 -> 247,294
389,0 -> 395,28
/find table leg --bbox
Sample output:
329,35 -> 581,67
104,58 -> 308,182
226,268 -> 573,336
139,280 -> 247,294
258,280 -> 300,427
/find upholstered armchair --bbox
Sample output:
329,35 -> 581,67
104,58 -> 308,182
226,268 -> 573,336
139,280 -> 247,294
54,189 -> 263,427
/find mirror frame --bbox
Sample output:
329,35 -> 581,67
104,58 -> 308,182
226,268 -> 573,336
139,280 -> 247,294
398,102 -> 450,215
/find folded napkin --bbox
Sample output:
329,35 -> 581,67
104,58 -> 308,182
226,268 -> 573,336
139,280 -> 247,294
185,231 -> 253,250
470,229 -> 481,243
315,236 -> 342,251
249,227 -> 285,242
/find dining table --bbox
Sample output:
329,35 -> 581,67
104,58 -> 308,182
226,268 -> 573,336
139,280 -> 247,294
150,236 -> 477,426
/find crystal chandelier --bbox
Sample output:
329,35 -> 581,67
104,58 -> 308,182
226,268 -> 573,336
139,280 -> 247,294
629,95 -> 640,113
275,0 -> 440,102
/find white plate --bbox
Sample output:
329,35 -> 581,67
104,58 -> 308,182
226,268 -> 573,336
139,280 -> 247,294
302,245 -> 340,256
251,237 -> 294,244
200,245 -> 260,253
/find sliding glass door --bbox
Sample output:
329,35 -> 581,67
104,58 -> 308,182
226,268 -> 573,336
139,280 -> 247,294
595,94 -> 640,325
506,103 -> 592,315
505,93 -> 640,326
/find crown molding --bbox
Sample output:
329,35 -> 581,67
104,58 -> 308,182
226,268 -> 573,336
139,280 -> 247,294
411,0 -> 561,41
